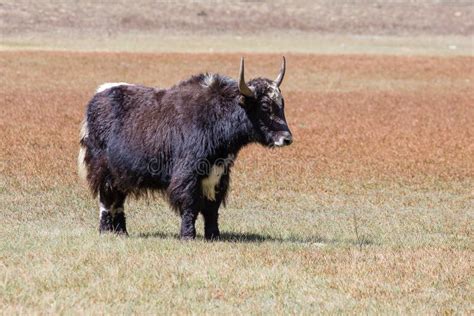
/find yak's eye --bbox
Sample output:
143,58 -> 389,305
261,103 -> 271,112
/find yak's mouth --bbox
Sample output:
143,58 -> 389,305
270,131 -> 293,148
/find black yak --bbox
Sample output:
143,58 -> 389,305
78,57 -> 293,239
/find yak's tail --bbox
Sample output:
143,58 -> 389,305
78,119 -> 89,181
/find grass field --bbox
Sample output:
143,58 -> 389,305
1,50 -> 473,313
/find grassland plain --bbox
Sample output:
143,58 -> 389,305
2,0 -> 473,55
0,51 -> 473,314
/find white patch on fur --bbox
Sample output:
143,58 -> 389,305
201,74 -> 215,88
99,201 -> 124,219
268,84 -> 283,107
78,120 -> 89,180
99,202 -> 108,218
202,164 -> 225,201
78,147 -> 87,180
79,119 -> 88,140
96,82 -> 132,93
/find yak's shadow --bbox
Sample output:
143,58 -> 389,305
217,232 -> 326,244
137,231 -> 177,239
135,230 -> 349,245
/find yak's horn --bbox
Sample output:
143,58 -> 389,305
274,56 -> 286,87
239,57 -> 254,97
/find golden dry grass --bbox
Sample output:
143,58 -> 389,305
1,51 -> 473,314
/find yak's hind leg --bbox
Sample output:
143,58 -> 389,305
99,184 -> 128,235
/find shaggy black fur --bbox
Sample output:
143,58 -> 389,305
80,68 -> 292,239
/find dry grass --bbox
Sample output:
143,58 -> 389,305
1,52 -> 473,314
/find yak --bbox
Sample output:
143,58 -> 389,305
78,57 -> 293,240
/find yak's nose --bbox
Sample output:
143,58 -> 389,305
275,131 -> 293,147
284,133 -> 293,146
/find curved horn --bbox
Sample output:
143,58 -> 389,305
239,57 -> 254,97
274,56 -> 286,87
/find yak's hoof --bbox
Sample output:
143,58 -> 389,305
180,233 -> 196,241
205,230 -> 220,241
113,213 -> 128,235
113,228 -> 129,236
100,212 -> 128,236
99,212 -> 113,233
99,227 -> 129,236
180,226 -> 196,240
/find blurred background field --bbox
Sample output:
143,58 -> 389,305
1,0 -> 473,54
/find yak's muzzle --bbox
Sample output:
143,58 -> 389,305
273,131 -> 293,147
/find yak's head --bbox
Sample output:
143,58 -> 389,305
238,57 -> 293,148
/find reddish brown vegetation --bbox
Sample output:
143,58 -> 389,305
1,52 -> 472,313
1,52 -> 473,190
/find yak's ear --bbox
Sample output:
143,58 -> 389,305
238,57 -> 254,98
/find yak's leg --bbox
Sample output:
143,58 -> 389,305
180,206 -> 199,240
201,199 -> 221,240
99,184 -> 128,235
201,174 -> 229,240
168,174 -> 200,240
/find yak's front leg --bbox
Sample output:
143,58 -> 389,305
180,206 -> 199,240
201,199 -> 221,240
168,173 -> 200,240
201,174 -> 229,240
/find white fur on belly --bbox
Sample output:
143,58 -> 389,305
96,82 -> 132,93
201,164 -> 225,201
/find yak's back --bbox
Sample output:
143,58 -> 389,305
86,83 -> 160,149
